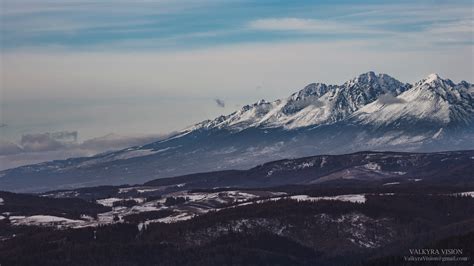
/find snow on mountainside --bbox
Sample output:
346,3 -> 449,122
189,72 -> 411,130
187,72 -> 471,132
353,73 -> 474,127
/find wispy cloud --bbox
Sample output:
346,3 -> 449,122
246,3 -> 473,46
377,94 -> 406,105
0,140 -> 23,156
0,131 -> 171,170
20,131 -> 76,152
247,18 -> 381,35
214,98 -> 226,108
2,1 -> 472,51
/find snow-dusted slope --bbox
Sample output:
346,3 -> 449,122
353,74 -> 474,127
191,72 -> 412,131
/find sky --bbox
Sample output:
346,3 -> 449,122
0,0 -> 473,169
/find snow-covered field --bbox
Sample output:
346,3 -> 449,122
3,190 -> 439,229
96,197 -> 124,207
10,215 -> 85,228
289,194 -> 366,203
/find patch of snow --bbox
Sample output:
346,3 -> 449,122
96,197 -> 145,207
96,198 -> 123,207
0,198 -> 3,205
156,212 -> 194,223
130,205 -> 160,212
269,191 -> 287,196
392,171 -> 406,175
80,214 -> 95,221
134,198 -> 146,204
290,194 -> 366,203
363,162 -> 381,171
320,156 -> 327,167
118,187 -> 136,193
169,191 -> 259,205
136,188 -> 162,193
296,161 -> 314,169
383,182 -> 400,186
432,128 -> 444,139
11,215 -> 85,227
113,148 -> 167,160
41,191 -> 80,198
138,222 -> 147,232
117,186 -> 162,194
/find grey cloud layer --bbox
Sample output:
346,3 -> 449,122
20,131 -> 78,152
0,131 -> 170,170
377,94 -> 406,105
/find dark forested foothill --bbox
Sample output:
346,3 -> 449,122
0,193 -> 473,265
0,191 -> 110,219
164,196 -> 188,206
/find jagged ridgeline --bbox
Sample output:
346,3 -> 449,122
1,72 -> 473,192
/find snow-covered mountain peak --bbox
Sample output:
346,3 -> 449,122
344,71 -> 410,95
426,73 -> 441,82
411,74 -> 472,102
354,74 -> 473,127
347,71 -> 378,85
415,73 -> 460,91
256,99 -> 268,105
290,83 -> 331,101
421,73 -> 441,84
188,72 -> 472,132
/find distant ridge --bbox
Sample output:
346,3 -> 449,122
1,72 -> 473,192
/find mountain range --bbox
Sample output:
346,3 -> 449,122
1,72 -> 473,192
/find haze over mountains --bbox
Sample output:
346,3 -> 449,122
1,72 -> 473,192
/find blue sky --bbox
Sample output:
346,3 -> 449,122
1,0 -> 473,145
2,0 -> 473,51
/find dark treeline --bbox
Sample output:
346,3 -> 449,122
164,196 -> 188,206
191,182 -> 474,197
0,191 -> 110,220
112,199 -> 139,208
123,210 -> 175,223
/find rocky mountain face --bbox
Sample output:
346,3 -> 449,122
352,73 -> 474,128
191,71 -> 413,130
1,72 -> 473,192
